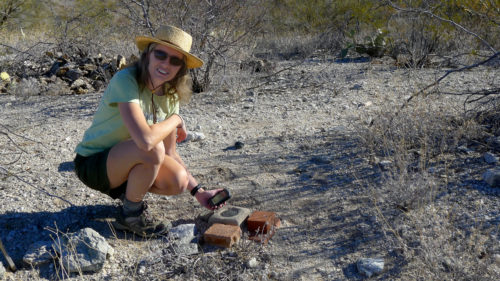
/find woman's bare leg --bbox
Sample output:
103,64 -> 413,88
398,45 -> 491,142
149,155 -> 189,196
107,139 -> 165,202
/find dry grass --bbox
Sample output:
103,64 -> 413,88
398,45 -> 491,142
358,91 -> 499,280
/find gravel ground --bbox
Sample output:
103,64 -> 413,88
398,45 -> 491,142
0,57 -> 499,280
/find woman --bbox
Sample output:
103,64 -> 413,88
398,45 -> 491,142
74,25 -> 223,237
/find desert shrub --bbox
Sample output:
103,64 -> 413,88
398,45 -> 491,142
363,91 -> 498,280
270,0 -> 499,65
44,0 -> 117,56
386,0 -> 499,66
0,0 -> 41,29
269,0 -> 392,57
371,172 -> 498,280
359,92 -> 489,179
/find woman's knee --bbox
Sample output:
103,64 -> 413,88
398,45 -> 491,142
142,142 -> 165,166
172,168 -> 189,194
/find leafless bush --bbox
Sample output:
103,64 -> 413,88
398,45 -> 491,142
116,0 -> 267,92
371,172 -> 497,280
361,100 -> 485,169
387,15 -> 441,68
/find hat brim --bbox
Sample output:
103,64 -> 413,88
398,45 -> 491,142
135,36 -> 204,69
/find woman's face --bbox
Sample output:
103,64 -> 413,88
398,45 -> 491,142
147,44 -> 184,90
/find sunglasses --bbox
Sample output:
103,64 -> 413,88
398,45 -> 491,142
152,49 -> 184,66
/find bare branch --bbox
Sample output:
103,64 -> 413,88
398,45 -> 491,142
0,124 -> 47,148
0,165 -> 74,207
400,51 -> 499,110
387,1 -> 498,53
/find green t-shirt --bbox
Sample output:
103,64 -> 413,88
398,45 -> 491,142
75,67 -> 179,156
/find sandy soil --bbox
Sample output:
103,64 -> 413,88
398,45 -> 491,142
0,57 -> 499,280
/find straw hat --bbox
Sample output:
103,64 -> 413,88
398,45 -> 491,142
135,25 -> 203,69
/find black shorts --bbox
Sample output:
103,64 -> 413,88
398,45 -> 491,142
74,148 -> 127,199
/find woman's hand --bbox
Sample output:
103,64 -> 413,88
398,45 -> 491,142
175,114 -> 187,143
195,188 -> 227,210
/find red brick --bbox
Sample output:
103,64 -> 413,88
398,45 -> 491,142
204,223 -> 241,248
248,218 -> 281,245
247,211 -> 276,234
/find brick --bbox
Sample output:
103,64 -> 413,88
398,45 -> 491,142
247,211 -> 276,234
248,218 -> 281,245
203,223 -> 241,248
208,205 -> 251,227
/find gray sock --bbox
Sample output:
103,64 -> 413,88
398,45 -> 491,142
122,198 -> 143,216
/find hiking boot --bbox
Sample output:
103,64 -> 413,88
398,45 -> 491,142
113,202 -> 171,238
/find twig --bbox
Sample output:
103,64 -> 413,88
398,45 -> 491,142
0,42 -> 33,57
1,124 -> 47,148
0,165 -> 74,207
387,1 -> 498,53
399,52 -> 499,111
245,61 -> 305,91
0,238 -> 16,272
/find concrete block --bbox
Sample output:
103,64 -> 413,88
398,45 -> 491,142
247,211 -> 276,234
208,205 -> 251,227
204,224 -> 241,248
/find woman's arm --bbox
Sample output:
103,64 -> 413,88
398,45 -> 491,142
164,132 -> 225,210
118,102 -> 183,151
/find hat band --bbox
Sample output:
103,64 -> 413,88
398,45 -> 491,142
160,39 -> 185,52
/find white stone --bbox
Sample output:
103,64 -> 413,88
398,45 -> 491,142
494,254 -> 500,265
247,257 -> 259,268
23,241 -> 55,266
357,258 -> 384,277
59,228 -> 113,273
169,224 -> 197,244
185,131 -> 205,142
169,224 -> 199,255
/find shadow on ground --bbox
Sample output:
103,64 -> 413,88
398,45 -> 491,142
198,126 -> 402,279
0,204 -> 119,269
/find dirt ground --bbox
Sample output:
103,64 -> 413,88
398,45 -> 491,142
0,57 -> 499,280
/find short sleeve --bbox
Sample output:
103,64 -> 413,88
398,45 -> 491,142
173,98 -> 180,115
104,68 -> 140,107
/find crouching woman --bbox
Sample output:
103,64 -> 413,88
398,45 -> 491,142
74,25 -> 224,237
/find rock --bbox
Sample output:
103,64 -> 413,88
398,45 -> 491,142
0,72 -> 10,83
357,258 -> 384,277
484,152 -> 499,164
185,131 -> 205,142
234,141 -> 244,149
23,240 -> 55,266
65,68 -> 83,82
82,63 -> 98,72
350,84 -> 363,90
59,228 -> 113,273
310,156 -> 332,165
240,59 -> 271,73
494,254 -> 500,266
45,57 -> 67,77
488,136 -> 500,151
378,160 -> 392,171
71,78 -> 88,89
116,55 -> 127,70
170,224 -> 196,243
457,145 -> 473,154
247,257 -> 258,268
0,262 -> 5,278
169,224 -> 199,255
483,168 -> 500,187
